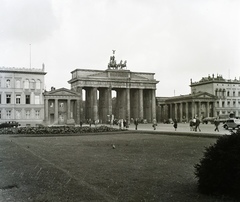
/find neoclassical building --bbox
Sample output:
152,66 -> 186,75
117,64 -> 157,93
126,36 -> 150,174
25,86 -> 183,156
0,65 -> 46,126
156,74 -> 240,122
68,68 -> 159,124
43,88 -> 81,125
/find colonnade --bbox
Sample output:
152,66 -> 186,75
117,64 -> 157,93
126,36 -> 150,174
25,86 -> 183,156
77,87 -> 156,124
157,100 -> 214,122
44,98 -> 80,125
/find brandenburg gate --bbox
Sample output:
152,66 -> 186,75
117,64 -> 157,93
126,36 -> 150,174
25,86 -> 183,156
68,52 -> 159,124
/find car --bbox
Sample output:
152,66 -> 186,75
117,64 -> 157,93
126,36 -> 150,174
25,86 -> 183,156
223,119 -> 240,130
0,121 -> 20,128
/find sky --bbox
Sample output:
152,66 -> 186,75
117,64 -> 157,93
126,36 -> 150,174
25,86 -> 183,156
0,0 -> 240,97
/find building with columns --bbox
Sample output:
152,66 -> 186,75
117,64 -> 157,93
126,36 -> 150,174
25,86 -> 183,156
156,74 -> 240,122
68,68 -> 159,124
190,74 -> 240,117
0,66 -> 46,126
43,88 -> 81,125
156,92 -> 216,123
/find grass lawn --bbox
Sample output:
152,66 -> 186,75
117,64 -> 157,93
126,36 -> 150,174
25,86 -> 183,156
1,132 -> 235,201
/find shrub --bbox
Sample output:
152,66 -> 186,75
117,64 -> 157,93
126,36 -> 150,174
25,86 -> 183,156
194,128 -> 240,199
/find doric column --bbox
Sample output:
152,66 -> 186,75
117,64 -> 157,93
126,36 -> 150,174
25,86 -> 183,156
179,102 -> 183,122
77,87 -> 82,123
151,89 -> 156,121
191,101 -> 195,118
139,89 -> 143,120
206,102 -> 209,117
92,87 -> 98,121
44,98 -> 49,124
108,87 -> 112,117
174,103 -> 177,121
169,104 -> 173,119
67,99 -> 71,120
54,99 -> 58,124
185,102 -> 189,121
126,88 -> 130,123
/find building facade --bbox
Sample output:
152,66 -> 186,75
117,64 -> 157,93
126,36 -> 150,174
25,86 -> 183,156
157,74 -> 240,123
0,66 -> 46,126
190,74 -> 240,117
68,68 -> 159,124
43,88 -> 81,125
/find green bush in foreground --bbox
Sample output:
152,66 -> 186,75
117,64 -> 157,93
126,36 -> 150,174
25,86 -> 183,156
194,129 -> 240,199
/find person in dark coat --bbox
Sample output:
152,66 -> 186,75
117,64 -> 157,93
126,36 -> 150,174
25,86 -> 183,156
173,119 -> 178,131
195,118 -> 201,132
134,118 -> 138,130
214,118 -> 220,132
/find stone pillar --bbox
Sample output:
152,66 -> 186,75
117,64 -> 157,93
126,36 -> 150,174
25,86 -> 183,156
169,104 -> 172,119
174,103 -> 177,121
92,87 -> 98,122
77,87 -> 82,123
206,102 -> 209,117
179,102 -> 183,122
139,89 -> 144,120
67,99 -> 71,120
186,102 -> 189,121
44,98 -> 49,124
126,88 -> 130,123
151,89 -> 156,121
192,101 -> 195,118
108,87 -> 112,117
54,99 -> 58,124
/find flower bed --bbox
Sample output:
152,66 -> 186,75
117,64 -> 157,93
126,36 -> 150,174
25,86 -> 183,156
0,125 -> 122,135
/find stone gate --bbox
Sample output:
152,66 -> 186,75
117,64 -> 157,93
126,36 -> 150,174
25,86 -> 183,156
68,67 -> 159,124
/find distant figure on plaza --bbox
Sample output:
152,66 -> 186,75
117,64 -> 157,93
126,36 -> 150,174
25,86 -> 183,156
123,119 -> 127,128
89,119 -> 92,127
214,118 -> 220,132
195,118 -> 201,132
134,118 -> 138,130
189,119 -> 194,131
152,119 -> 157,130
80,120 -> 83,127
173,119 -> 178,131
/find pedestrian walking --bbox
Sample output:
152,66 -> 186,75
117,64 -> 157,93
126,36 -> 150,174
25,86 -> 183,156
195,118 -> 201,132
134,118 -> 138,130
173,119 -> 178,131
214,118 -> 220,132
152,119 -> 157,130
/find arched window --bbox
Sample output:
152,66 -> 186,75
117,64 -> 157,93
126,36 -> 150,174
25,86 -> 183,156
30,79 -> 35,89
15,80 -> 21,88
227,91 -> 230,97
36,80 -> 41,89
24,79 -> 29,89
6,79 -> 10,88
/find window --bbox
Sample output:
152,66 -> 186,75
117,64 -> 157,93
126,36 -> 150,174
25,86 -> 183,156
16,110 -> 21,119
233,101 -> 236,106
50,102 -> 54,108
59,103 -> 64,108
6,79 -> 11,88
26,110 -> 30,119
16,95 -> 21,104
35,95 -> 40,104
227,101 -> 230,106
6,94 -> 11,104
35,110 -> 40,119
6,110 -> 11,119
30,79 -> 35,89
233,91 -> 235,97
26,95 -> 30,104
0,94 -> 1,104
36,80 -> 41,89
227,91 -> 230,96
0,110 -> 1,119
24,79 -> 29,89
222,101 -> 225,108
15,80 -> 21,88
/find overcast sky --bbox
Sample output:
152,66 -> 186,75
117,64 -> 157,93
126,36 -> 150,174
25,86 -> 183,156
0,0 -> 239,97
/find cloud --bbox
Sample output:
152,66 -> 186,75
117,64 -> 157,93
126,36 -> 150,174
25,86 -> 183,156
0,0 -> 59,43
